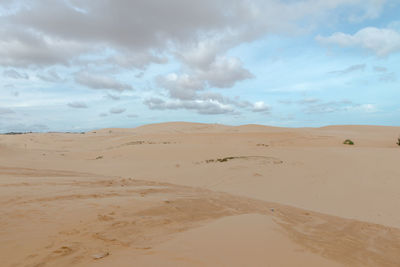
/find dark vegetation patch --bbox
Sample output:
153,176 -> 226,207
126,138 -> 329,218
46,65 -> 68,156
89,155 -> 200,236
1,131 -> 85,135
121,141 -> 175,147
203,156 -> 283,164
256,143 -> 269,147
1,132 -> 31,135
206,157 -> 236,163
343,139 -> 354,145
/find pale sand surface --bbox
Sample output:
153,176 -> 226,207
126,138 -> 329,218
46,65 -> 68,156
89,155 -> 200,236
1,122 -> 400,266
96,214 -> 341,267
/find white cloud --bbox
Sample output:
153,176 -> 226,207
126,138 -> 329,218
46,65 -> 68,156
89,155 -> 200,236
252,101 -> 270,113
153,55 -> 253,115
299,100 -> 378,114
144,97 -> 234,115
302,100 -> 354,114
316,27 -> 400,56
156,56 -> 253,107
359,104 -> 377,113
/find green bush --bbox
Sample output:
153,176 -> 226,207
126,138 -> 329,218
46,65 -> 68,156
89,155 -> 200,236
343,139 -> 354,145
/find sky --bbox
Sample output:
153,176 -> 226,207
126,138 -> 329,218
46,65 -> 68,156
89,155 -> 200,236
0,0 -> 399,132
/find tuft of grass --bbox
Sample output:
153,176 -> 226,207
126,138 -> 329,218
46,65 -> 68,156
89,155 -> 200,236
343,139 -> 354,145
256,144 -> 269,147
95,156 -> 103,160
217,157 -> 236,162
397,137 -> 400,146
205,157 -> 239,163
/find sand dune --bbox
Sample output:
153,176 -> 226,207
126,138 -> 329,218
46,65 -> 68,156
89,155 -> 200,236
1,122 -> 400,266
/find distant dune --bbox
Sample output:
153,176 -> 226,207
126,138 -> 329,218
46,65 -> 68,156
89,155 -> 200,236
1,122 -> 400,266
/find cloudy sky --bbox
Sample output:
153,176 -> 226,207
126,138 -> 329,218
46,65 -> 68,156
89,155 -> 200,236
1,0 -> 399,132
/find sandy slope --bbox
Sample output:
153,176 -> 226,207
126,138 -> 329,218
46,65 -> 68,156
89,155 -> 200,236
1,122 -> 400,266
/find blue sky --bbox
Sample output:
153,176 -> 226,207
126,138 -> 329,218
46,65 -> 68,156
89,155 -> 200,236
0,0 -> 399,132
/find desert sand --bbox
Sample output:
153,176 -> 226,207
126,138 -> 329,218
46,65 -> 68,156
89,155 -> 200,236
1,122 -> 400,266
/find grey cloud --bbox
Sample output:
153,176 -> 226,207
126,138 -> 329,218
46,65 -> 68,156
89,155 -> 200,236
146,80 -> 264,115
0,27 -> 88,67
3,69 -> 29,79
99,113 -> 108,117
0,0 -> 384,68
199,57 -> 254,88
75,72 -> 132,92
0,0 -> 241,68
373,66 -> 387,72
178,40 -> 225,70
144,97 -> 165,108
156,73 -> 204,100
372,66 -> 396,82
328,64 -> 366,75
379,72 -> 397,83
298,98 -> 320,104
135,72 -> 144,79
106,52 -> 168,69
167,86 -> 198,101
348,0 -> 386,22
105,93 -> 121,101
8,0 -> 233,50
0,107 -> 15,115
37,69 -> 63,82
67,102 -> 88,108
109,107 -> 126,114
278,99 -> 293,105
